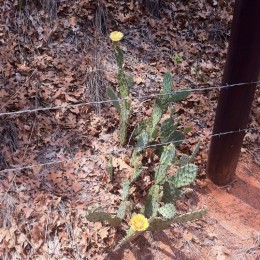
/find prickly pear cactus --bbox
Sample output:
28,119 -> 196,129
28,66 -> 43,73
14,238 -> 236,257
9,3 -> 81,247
155,144 -> 175,185
151,98 -> 164,128
162,181 -> 183,203
107,86 -> 120,113
122,180 -> 130,200
158,204 -> 176,219
162,72 -> 173,95
170,164 -> 198,188
115,46 -> 124,69
119,97 -> 130,146
144,184 -> 160,218
161,118 -> 185,145
136,131 -> 149,151
86,211 -> 121,227
169,89 -> 190,102
115,227 -> 140,250
118,71 -> 129,99
130,151 -> 142,183
148,209 -> 207,231
161,118 -> 176,142
110,43 -> 131,147
116,201 -> 127,220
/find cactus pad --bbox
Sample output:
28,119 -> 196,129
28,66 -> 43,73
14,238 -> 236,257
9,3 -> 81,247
115,227 -> 140,250
162,181 -> 183,203
148,209 -> 207,231
122,180 -> 130,200
117,201 -> 127,220
169,89 -> 190,102
155,144 -> 175,185
158,204 -> 176,219
107,86 -> 120,113
86,211 -> 121,227
170,164 -> 198,188
136,131 -> 149,151
152,98 -> 164,127
115,46 -> 124,69
162,72 -> 173,94
144,184 -> 160,218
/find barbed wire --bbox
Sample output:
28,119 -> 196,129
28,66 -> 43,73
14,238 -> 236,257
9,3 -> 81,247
0,80 -> 260,117
0,126 -> 259,174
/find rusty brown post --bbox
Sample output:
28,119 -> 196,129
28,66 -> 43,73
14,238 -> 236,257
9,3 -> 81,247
207,0 -> 260,186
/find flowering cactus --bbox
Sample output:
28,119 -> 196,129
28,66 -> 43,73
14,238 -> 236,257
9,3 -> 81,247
107,31 -> 131,146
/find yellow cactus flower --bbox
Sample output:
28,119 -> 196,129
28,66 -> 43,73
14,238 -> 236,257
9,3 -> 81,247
109,31 -> 124,42
130,214 -> 149,231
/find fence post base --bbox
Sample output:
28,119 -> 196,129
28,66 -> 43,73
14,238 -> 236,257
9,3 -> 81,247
207,0 -> 260,186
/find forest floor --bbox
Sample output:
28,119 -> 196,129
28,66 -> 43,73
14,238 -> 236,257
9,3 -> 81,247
0,0 -> 259,259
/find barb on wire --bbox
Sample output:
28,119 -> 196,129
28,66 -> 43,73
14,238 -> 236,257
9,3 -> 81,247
0,126 -> 259,174
0,81 -> 260,117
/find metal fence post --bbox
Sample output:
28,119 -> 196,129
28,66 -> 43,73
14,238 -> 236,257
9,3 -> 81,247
207,0 -> 260,186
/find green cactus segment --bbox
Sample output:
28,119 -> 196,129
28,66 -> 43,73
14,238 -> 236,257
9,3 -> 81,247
169,131 -> 185,145
158,204 -> 176,219
162,181 -> 183,203
133,120 -> 148,137
152,98 -> 164,128
118,86 -> 130,146
144,184 -> 160,218
161,118 -> 185,145
119,119 -> 128,146
130,151 -> 142,183
86,211 -> 121,227
148,125 -> 159,142
190,141 -> 201,162
155,144 -> 175,185
169,89 -> 190,102
131,163 -> 142,183
170,164 -> 198,188
159,144 -> 175,166
162,72 -> 173,95
130,150 -> 140,166
136,131 -> 149,151
107,86 -> 121,113
122,180 -> 130,200
179,154 -> 190,166
115,227 -> 141,250
115,46 -> 124,69
116,201 -> 127,220
113,44 -> 130,147
107,155 -> 114,180
119,98 -> 130,146
126,75 -> 134,88
118,71 -> 129,98
161,118 -> 176,142
148,209 -> 207,231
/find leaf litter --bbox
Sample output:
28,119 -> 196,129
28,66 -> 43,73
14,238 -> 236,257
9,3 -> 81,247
0,0 -> 259,259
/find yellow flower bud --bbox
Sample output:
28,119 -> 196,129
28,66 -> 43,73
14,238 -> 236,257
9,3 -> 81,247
130,214 -> 149,231
109,31 -> 124,42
